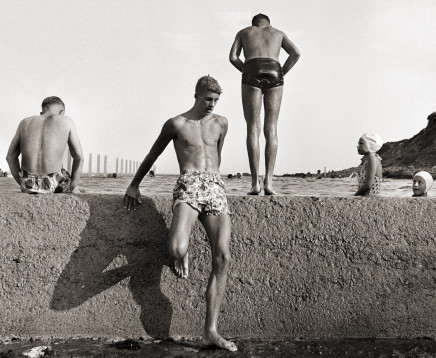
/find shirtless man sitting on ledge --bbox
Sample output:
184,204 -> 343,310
6,96 -> 84,194
124,76 -> 237,352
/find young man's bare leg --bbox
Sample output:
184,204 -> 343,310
263,86 -> 283,195
168,203 -> 199,278
242,84 -> 263,195
201,213 -> 237,352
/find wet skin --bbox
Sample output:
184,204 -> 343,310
229,19 -> 300,195
412,176 -> 427,196
123,88 -> 237,352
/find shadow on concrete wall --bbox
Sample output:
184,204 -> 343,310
50,196 -> 172,338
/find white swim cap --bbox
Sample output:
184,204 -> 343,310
360,133 -> 383,152
414,171 -> 434,193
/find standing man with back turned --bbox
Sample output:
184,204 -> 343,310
229,13 -> 300,195
6,96 -> 84,194
124,76 -> 237,352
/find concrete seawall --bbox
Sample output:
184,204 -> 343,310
1,193 -> 436,341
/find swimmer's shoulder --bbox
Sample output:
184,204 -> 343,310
212,114 -> 228,131
269,26 -> 283,34
240,26 -> 284,45
19,115 -> 44,131
46,114 -> 75,131
165,114 -> 226,126
161,115 -> 187,136
21,115 -> 41,124
238,26 -> 253,34
47,114 -> 72,122
167,115 -> 187,127
242,25 -> 283,34
267,27 -> 286,42
237,26 -> 259,39
213,113 -> 227,123
16,116 -> 32,136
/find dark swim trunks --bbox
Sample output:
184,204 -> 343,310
19,168 -> 71,194
242,58 -> 284,93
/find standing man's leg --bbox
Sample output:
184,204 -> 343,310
242,84 -> 263,195
201,213 -> 237,352
168,203 -> 199,278
263,86 -> 283,195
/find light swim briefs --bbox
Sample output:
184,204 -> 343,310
242,58 -> 284,93
172,170 -> 230,216
19,168 -> 71,194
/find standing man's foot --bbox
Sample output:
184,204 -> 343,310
174,252 -> 189,278
247,179 -> 261,195
264,182 -> 277,195
202,330 -> 238,352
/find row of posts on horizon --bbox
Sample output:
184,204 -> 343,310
64,152 -> 331,178
64,152 -> 142,177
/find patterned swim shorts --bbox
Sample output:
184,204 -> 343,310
19,169 -> 71,194
173,170 -> 230,216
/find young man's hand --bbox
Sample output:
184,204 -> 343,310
124,185 -> 142,210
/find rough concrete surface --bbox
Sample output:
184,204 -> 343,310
1,193 -> 436,342
2,337 -> 436,357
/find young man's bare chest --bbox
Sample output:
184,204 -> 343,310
176,119 -> 221,148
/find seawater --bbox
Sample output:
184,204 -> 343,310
0,175 -> 427,198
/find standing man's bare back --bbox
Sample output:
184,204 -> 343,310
231,25 -> 288,66
230,13 -> 300,195
7,96 -> 84,193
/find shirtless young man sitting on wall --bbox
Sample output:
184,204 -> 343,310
6,96 -> 84,194
123,76 -> 237,352
229,13 -> 300,195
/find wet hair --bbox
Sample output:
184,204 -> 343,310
41,96 -> 65,110
252,13 -> 270,26
195,75 -> 222,96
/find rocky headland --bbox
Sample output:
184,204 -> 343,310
377,112 -> 436,178
285,112 -> 436,179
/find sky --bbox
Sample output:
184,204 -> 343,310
1,0 -> 435,175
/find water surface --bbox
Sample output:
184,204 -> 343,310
0,175 -> 428,198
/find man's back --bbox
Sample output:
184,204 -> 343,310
229,14 -> 300,195
239,26 -> 284,61
20,114 -> 71,174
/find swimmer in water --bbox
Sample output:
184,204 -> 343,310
355,133 -> 383,196
412,171 -> 433,197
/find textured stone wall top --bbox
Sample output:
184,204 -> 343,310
1,193 -> 436,340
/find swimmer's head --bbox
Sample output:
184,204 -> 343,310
252,13 -> 270,26
195,75 -> 222,97
41,96 -> 65,115
357,133 -> 383,154
413,171 -> 433,196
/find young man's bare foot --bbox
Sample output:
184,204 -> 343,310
174,252 -> 189,278
247,179 -> 261,195
202,330 -> 238,352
